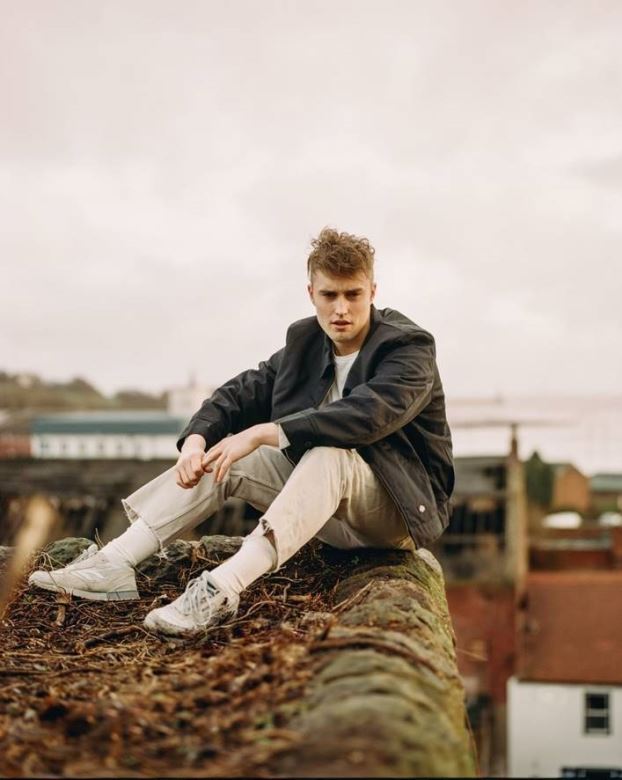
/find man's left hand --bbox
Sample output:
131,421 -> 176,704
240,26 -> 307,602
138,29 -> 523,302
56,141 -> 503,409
202,423 -> 279,483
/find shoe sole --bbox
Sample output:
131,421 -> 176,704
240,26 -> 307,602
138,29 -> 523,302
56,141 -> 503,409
143,619 -> 200,637
29,578 -> 139,601
143,610 -> 238,637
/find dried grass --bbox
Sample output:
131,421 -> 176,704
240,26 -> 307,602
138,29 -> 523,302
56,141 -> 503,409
0,542 -> 352,777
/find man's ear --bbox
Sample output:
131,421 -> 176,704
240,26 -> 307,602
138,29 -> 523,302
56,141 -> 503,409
370,282 -> 377,302
307,282 -> 314,303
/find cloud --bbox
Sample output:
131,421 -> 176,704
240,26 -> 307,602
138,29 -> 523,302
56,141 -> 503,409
1,0 -> 621,396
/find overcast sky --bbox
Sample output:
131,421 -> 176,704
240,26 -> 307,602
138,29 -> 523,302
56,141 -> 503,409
2,0 -> 621,398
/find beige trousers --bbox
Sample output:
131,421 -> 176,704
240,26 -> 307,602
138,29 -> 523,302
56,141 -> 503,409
122,445 -> 414,570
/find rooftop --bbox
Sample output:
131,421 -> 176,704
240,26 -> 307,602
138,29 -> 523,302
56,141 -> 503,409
591,473 -> 622,492
32,411 -> 187,436
517,570 -> 622,685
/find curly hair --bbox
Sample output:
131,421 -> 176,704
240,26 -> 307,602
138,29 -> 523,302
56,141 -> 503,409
307,227 -> 375,281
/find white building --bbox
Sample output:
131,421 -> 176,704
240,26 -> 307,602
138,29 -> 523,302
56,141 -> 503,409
508,678 -> 622,777
31,411 -> 187,460
167,376 -> 213,419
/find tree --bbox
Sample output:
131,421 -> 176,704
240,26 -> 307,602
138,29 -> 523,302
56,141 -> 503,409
524,451 -> 554,508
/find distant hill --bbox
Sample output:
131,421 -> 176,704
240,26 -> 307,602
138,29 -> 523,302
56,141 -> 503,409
0,371 -> 167,413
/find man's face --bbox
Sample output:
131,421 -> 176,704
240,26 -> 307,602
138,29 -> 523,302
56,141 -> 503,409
308,270 -> 376,356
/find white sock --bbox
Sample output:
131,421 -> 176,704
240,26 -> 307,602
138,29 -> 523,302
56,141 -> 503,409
102,518 -> 160,568
210,533 -> 277,595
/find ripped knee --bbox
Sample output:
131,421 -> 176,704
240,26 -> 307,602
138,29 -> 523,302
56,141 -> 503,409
252,516 -> 278,556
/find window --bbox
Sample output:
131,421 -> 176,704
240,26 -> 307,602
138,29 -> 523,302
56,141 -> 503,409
584,691 -> 611,735
562,768 -> 622,778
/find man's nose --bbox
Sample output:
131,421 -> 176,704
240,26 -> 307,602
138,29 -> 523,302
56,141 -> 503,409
335,296 -> 349,315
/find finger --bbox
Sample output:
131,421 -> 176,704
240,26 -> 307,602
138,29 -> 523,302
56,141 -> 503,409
216,455 -> 232,483
203,447 -> 222,469
177,473 -> 192,489
201,452 -> 218,474
210,448 -> 229,472
190,453 -> 204,479
175,466 -> 189,488
180,462 -> 200,487
178,462 -> 192,485
210,452 -> 226,482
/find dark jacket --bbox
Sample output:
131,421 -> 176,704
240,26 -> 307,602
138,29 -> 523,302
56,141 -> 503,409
177,305 -> 454,547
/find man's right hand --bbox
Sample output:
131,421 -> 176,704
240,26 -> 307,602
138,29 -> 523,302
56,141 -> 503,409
175,434 -> 207,489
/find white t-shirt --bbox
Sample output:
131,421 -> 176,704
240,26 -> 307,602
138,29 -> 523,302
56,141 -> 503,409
278,350 -> 359,448
320,350 -> 359,407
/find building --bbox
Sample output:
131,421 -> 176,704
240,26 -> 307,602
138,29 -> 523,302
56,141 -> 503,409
432,426 -> 622,777
508,679 -> 622,778
551,462 -> 590,514
429,431 -> 528,777
0,412 -> 31,458
591,473 -> 622,516
507,528 -> 622,777
31,411 -> 187,460
167,376 -> 213,419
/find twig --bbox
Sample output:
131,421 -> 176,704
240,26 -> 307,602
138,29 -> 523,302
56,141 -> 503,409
79,624 -> 147,650
332,580 -> 375,614
54,604 -> 67,627
455,646 -> 487,662
0,666 -> 107,677
242,599 -> 283,618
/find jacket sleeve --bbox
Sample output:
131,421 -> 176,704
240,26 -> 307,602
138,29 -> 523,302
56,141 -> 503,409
176,347 -> 285,452
276,333 -> 435,449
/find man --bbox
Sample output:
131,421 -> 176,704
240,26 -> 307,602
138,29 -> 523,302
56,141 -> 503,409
29,228 -> 454,637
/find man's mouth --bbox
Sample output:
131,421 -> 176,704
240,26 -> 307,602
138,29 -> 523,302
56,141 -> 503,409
332,321 -> 351,326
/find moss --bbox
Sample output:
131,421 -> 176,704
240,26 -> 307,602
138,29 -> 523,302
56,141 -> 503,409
42,537 -> 92,567
272,694 -> 475,777
264,545 -> 476,777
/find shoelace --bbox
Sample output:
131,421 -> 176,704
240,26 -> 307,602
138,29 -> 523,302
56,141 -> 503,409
179,572 -> 222,619
69,544 -> 99,566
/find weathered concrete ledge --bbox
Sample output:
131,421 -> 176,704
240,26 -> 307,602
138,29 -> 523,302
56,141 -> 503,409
136,538 -> 476,775
263,545 -> 476,777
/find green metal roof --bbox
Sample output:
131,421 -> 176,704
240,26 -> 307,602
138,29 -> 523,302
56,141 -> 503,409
32,411 -> 187,436
590,473 -> 622,492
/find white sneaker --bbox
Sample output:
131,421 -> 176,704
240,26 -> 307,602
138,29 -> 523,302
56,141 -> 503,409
143,572 -> 239,637
28,544 -> 139,601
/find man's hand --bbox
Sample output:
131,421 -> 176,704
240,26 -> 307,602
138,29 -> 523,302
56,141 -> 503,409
175,434 -> 208,489
203,423 -> 280,484
175,424 -> 280,489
